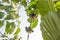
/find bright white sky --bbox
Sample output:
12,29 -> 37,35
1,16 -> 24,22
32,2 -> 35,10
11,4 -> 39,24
19,6 -> 43,40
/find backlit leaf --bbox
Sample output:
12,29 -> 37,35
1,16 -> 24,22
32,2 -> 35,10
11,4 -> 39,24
31,19 -> 38,28
27,18 -> 33,23
5,21 -> 15,34
5,21 -> 10,34
14,27 -> 21,35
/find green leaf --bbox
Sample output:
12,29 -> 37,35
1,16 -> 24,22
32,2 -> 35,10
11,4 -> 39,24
5,21 -> 15,34
26,9 -> 32,15
4,6 -> 17,20
5,14 -> 14,20
0,4 -> 5,10
29,0 -> 54,16
9,22 -> 15,34
27,18 -> 33,23
5,21 -> 10,34
8,28 -> 14,34
18,21 -> 21,25
26,1 -> 37,15
31,19 -> 38,28
0,12 -> 4,19
5,6 -> 13,12
5,11 -> 20,20
27,1 -> 37,9
3,0 -> 10,3
12,0 -> 21,3
0,20 -> 4,28
20,0 -> 27,7
37,1 -> 49,16
14,27 -> 21,35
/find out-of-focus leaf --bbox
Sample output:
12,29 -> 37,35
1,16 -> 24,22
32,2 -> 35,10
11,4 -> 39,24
27,18 -> 33,23
40,11 -> 60,40
27,1 -> 37,9
55,1 -> 60,9
0,20 -> 4,28
0,12 -> 4,19
4,14 -> 14,20
3,0 -> 10,3
14,27 -> 21,35
1,34 -> 7,38
56,1 -> 60,6
5,6 -> 13,12
26,9 -> 32,15
5,21 -> 10,34
27,0 -> 37,8
26,0 -> 54,17
13,35 -> 21,40
4,6 -> 18,20
25,27 -> 33,33
5,11 -> 17,20
9,22 -> 15,34
5,21 -> 15,34
10,38 -> 14,40
0,4 -> 5,9
8,28 -> 14,34
37,1 -> 49,16
10,11 -> 16,18
20,0 -> 27,7
31,19 -> 38,28
15,15 -> 20,19
12,0 -> 21,3
26,1 -> 37,15
18,21 -> 21,25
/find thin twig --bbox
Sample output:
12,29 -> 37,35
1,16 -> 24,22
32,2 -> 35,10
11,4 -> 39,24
27,33 -> 29,40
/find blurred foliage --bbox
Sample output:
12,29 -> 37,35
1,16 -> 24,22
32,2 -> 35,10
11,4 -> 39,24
11,0 -> 20,3
21,0 -> 60,40
5,21 -> 15,34
1,0 -> 60,40
30,19 -> 38,29
40,11 -> 60,40
0,0 -> 21,39
0,12 -> 4,19
0,20 -> 4,28
3,0 -> 10,3
0,4 -> 5,9
20,0 -> 27,7
14,27 -> 21,35
27,18 -> 33,23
